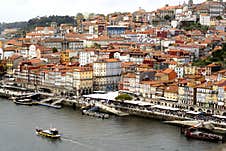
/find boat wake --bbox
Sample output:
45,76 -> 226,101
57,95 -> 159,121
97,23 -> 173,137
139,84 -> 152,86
61,137 -> 95,150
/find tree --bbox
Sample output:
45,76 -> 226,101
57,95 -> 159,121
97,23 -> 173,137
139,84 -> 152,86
192,43 -> 226,68
164,15 -> 171,21
181,22 -> 208,33
216,15 -> 223,20
0,61 -> 7,76
115,94 -> 133,101
93,43 -> 101,49
76,13 -> 85,24
27,15 -> 75,31
88,13 -> 95,20
52,47 -> 58,53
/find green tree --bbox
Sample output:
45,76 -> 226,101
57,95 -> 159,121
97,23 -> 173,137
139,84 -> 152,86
88,13 -> 95,20
0,61 -> 7,76
181,22 -> 208,32
27,15 -> 75,31
193,43 -> 226,68
76,13 -> 85,24
216,16 -> 223,20
93,43 -> 101,49
115,94 -> 133,101
164,15 -> 171,21
52,47 -> 58,53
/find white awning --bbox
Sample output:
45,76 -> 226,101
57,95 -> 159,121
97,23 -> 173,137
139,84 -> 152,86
186,111 -> 201,115
218,102 -> 224,106
212,115 -> 226,119
83,91 -> 119,101
124,100 -> 154,106
152,105 -> 179,111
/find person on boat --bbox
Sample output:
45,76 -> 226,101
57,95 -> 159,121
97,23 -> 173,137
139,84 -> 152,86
36,128 -> 42,132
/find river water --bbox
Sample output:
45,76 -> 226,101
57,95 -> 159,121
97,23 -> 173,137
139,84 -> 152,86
0,98 -> 218,151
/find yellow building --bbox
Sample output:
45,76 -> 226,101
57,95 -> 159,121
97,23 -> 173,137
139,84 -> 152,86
60,50 -> 70,63
155,72 -> 168,81
0,41 -> 3,48
184,64 -> 196,75
73,66 -> 93,95
6,59 -> 13,74
164,85 -> 178,102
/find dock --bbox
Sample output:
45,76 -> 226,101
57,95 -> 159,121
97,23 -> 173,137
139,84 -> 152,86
82,109 -> 110,119
164,120 -> 226,134
37,97 -> 64,109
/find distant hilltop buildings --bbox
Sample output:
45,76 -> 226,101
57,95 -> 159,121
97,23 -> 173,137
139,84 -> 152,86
0,0 -> 225,115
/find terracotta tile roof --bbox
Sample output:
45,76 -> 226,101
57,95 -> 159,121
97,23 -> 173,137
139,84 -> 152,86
157,5 -> 182,11
218,69 -> 226,74
9,53 -> 22,60
26,32 -> 54,37
214,80 -> 226,87
155,72 -> 165,77
44,38 -> 63,42
207,63 -> 221,67
197,81 -> 213,89
6,39 -> 22,47
35,27 -> 55,31
74,66 -> 93,72
121,62 -> 136,68
124,73 -> 136,78
140,80 -> 161,85
105,58 -> 120,62
163,68 -> 174,74
29,58 -> 42,64
4,46 -> 17,51
179,79 -> 188,84
165,85 -> 178,93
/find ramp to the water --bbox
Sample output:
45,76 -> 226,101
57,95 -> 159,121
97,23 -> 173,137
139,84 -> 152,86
40,98 -> 53,103
164,120 -> 200,127
95,102 -> 129,116
37,97 -> 62,109
51,98 -> 64,106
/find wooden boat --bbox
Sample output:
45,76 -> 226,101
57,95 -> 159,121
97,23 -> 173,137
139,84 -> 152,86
184,127 -> 224,142
13,99 -> 33,105
36,128 -> 61,139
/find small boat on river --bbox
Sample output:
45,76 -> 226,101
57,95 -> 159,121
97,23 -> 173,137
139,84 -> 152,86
183,122 -> 225,142
184,127 -> 224,142
36,128 -> 61,139
13,99 -> 33,105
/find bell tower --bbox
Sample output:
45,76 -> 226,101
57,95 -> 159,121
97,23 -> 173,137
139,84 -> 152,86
188,0 -> 193,7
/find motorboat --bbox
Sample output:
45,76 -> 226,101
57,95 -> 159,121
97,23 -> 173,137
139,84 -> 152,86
13,99 -> 33,105
184,126 -> 224,142
36,128 -> 61,139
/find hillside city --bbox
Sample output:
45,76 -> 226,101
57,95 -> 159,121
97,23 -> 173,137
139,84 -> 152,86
0,0 -> 226,117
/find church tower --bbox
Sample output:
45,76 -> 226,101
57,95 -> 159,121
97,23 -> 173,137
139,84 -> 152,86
188,0 -> 193,7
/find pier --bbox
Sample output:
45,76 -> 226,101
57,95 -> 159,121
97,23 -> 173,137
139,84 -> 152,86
37,97 -> 65,109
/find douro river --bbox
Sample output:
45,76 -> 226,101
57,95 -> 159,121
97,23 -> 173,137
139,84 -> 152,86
0,98 -> 218,151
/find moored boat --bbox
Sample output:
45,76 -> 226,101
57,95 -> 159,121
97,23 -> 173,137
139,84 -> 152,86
13,99 -> 33,105
36,128 -> 61,139
184,127 -> 224,142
